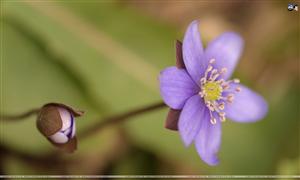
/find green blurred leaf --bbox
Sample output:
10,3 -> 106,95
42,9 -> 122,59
1,19 -> 100,153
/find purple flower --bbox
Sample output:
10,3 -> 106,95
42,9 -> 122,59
159,20 -> 268,166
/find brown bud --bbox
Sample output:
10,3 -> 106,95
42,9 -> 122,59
36,103 -> 83,153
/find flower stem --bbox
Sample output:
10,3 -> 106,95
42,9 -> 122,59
0,102 -> 167,137
0,108 -> 40,121
0,101 -> 166,168
79,101 -> 166,139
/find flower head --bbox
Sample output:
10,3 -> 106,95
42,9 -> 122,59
36,103 -> 84,153
159,20 -> 268,166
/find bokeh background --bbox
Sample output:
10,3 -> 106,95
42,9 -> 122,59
0,0 -> 299,178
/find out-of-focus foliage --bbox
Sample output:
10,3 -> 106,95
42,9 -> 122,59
0,0 -> 299,176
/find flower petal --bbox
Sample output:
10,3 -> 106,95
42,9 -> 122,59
205,32 -> 244,80
182,20 -> 205,84
164,40 -> 185,131
58,107 -> 72,131
225,84 -> 268,122
159,67 -> 199,109
178,95 -> 206,146
195,114 -> 222,166
49,132 -> 69,144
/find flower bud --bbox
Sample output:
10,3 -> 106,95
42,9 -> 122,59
36,103 -> 84,153
48,107 -> 75,144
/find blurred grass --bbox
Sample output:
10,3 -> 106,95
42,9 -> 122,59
1,0 -> 299,176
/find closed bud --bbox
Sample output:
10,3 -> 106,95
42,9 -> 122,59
36,103 -> 84,153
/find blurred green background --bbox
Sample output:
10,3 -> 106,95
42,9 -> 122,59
0,0 -> 299,178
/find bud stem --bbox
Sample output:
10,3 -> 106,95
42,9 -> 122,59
0,108 -> 40,121
0,102 -> 166,139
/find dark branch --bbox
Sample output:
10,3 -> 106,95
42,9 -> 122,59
0,101 -> 166,169
79,101 -> 166,139
0,108 -> 40,121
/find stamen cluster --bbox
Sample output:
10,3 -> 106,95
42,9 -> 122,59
199,59 -> 241,125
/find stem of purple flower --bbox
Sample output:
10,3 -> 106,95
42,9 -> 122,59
79,101 -> 166,139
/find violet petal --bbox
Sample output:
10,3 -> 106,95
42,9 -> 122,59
178,95 -> 205,147
195,112 -> 222,166
225,84 -> 268,122
159,67 -> 199,109
182,20 -> 205,84
204,32 -> 244,80
164,40 -> 185,131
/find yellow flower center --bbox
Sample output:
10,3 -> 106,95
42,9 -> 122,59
203,81 -> 223,101
198,58 -> 241,125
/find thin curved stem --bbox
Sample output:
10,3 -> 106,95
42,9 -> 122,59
0,101 -> 167,169
0,108 -> 40,121
79,101 -> 166,139
0,101 -> 166,139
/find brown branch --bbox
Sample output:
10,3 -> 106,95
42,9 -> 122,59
0,108 -> 40,121
79,101 -> 166,139
0,101 -> 166,170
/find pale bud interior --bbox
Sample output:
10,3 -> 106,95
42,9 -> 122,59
49,107 -> 76,144
58,107 -> 72,131
49,132 -> 69,144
